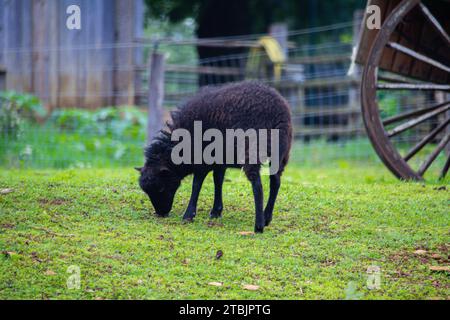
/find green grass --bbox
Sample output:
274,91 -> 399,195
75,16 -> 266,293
0,164 -> 448,300
2,121 -> 380,169
0,122 -> 145,169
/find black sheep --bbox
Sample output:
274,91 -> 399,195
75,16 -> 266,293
136,81 -> 292,233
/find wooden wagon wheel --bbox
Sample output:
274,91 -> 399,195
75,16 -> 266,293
361,0 -> 450,181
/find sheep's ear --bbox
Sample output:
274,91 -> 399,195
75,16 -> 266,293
134,167 -> 143,173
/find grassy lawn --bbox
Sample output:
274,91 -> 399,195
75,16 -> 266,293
0,164 -> 448,300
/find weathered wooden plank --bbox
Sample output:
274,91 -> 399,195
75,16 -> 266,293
3,0 -> 32,92
32,0 -> 59,109
133,0 -> 145,105
378,0 -> 402,73
20,0 -> 33,92
76,0 -> 89,108
274,77 -> 360,90
0,0 -> 5,67
114,0 -> 135,106
82,0 -> 115,108
286,54 -> 350,65
165,64 -> 241,76
49,0 -> 60,109
355,0 -> 400,65
1,0 -> 146,108
58,0 -> 82,107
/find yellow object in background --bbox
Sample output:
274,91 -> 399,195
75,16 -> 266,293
247,36 -> 286,81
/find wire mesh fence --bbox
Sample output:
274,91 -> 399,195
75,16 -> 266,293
0,21 -> 445,171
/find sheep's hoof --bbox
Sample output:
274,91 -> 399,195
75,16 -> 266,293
254,225 -> 265,233
264,219 -> 272,227
209,209 -> 222,219
155,212 -> 169,218
182,217 -> 195,224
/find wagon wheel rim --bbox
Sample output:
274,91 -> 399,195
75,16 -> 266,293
361,0 -> 450,181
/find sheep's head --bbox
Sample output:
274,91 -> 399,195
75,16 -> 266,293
136,164 -> 181,217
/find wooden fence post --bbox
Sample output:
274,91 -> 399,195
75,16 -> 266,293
147,52 -> 165,143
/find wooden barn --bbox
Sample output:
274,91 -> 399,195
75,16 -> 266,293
0,0 -> 144,109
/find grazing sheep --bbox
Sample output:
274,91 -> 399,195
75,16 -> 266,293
136,81 -> 292,233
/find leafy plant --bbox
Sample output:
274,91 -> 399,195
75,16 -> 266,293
50,107 -> 147,139
0,97 -> 22,139
0,91 -> 46,120
0,91 -> 46,140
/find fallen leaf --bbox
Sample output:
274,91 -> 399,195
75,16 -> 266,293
431,254 -> 442,260
243,284 -> 260,291
207,220 -> 224,228
0,188 -> 14,195
215,250 -> 223,260
44,270 -> 56,276
414,250 -> 427,255
429,266 -> 450,272
2,251 -> 17,258
31,252 -> 43,263
208,282 -> 223,287
239,231 -> 255,236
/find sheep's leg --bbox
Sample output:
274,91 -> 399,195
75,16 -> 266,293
245,166 -> 265,233
182,171 -> 208,222
264,174 -> 281,227
209,168 -> 226,219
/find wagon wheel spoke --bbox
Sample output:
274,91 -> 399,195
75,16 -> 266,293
404,118 -> 450,161
378,74 -> 421,85
386,42 -> 450,74
440,156 -> 450,180
417,133 -> 450,176
383,101 -> 450,126
377,83 -> 450,91
387,103 -> 450,138
419,3 -> 450,45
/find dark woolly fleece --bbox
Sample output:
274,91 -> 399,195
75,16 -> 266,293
145,81 -> 292,178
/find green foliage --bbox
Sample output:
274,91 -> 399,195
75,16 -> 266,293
145,18 -> 197,65
0,92 -> 46,140
0,97 -> 22,140
0,91 -> 46,119
1,106 -> 147,169
50,107 -> 146,139
377,92 -> 400,119
0,166 -> 448,299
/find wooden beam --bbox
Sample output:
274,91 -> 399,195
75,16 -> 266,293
147,53 -> 165,143
289,54 -> 350,65
134,37 -> 296,49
